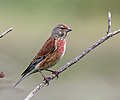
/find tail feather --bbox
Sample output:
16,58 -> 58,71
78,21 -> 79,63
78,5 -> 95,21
21,63 -> 35,76
13,75 -> 25,88
13,69 -> 37,88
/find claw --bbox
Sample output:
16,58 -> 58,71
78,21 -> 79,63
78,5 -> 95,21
43,77 -> 50,86
45,69 -> 59,79
52,71 -> 59,79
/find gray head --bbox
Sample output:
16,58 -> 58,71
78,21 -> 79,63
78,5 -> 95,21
52,24 -> 72,39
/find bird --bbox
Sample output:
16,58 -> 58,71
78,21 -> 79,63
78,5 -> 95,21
14,24 -> 72,87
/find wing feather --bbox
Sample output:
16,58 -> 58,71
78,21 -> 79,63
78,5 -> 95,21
21,37 -> 56,76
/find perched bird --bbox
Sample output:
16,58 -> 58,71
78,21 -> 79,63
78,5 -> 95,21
14,24 -> 72,87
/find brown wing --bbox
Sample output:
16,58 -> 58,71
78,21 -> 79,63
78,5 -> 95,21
34,37 -> 56,59
21,36 -> 56,76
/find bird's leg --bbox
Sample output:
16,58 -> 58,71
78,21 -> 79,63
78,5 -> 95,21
45,69 -> 59,79
39,71 -> 50,85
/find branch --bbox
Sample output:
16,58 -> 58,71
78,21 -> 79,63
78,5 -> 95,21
0,28 -> 13,38
0,27 -> 13,78
24,12 -> 120,100
107,11 -> 111,34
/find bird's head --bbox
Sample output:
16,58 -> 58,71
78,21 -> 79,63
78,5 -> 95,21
52,24 -> 72,39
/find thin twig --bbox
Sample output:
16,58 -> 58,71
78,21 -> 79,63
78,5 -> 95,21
0,28 -> 13,38
107,11 -> 111,34
0,27 -> 13,78
25,12 -> 120,100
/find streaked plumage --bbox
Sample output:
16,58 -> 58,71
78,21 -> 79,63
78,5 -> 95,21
14,24 -> 72,87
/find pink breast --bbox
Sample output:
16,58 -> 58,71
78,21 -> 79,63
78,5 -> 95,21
57,39 -> 66,56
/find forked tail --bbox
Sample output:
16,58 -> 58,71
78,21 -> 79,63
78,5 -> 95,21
13,69 -> 37,88
13,75 -> 25,88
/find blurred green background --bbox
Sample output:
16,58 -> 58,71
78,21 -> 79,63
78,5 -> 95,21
0,0 -> 120,100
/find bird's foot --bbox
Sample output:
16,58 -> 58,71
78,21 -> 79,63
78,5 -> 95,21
43,77 -> 50,86
52,71 -> 59,79
45,69 -> 59,79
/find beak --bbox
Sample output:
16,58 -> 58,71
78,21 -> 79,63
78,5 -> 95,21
67,28 -> 72,32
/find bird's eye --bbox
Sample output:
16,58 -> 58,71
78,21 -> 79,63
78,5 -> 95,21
58,26 -> 66,29
60,27 -> 66,30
